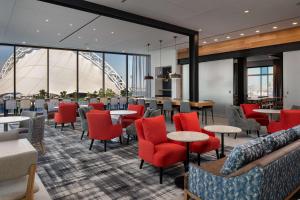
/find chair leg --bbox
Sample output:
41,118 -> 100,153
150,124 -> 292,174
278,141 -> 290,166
140,159 -> 144,169
104,140 -> 107,152
71,122 -> 75,130
127,134 -> 130,145
40,142 -> 45,154
81,131 -> 85,140
159,168 -> 163,184
119,136 -> 123,144
61,123 -> 64,131
54,122 -> 57,128
216,149 -> 219,159
171,111 -> 173,123
89,139 -> 94,150
197,153 -> 201,166
211,107 -> 214,123
257,130 -> 260,137
234,133 -> 237,139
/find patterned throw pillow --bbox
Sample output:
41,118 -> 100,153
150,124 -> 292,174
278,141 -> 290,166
292,125 -> 300,139
220,138 -> 267,175
264,128 -> 298,152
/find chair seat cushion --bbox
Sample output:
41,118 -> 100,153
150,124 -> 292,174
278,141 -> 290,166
190,136 -> 220,153
142,115 -> 167,145
220,137 -> 267,175
0,175 -> 39,200
153,143 -> 186,167
179,112 -> 201,132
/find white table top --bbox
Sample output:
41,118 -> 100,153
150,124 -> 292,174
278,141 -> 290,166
253,109 -> 281,114
110,110 -> 137,116
0,116 -> 30,124
167,131 -> 209,143
0,139 -> 36,158
204,125 -> 242,134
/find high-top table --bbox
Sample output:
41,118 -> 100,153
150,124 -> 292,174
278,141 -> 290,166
167,131 -> 209,188
204,125 -> 242,158
0,116 -> 30,132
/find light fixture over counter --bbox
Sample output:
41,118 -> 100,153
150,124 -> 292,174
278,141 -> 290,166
170,36 -> 181,79
144,43 -> 153,80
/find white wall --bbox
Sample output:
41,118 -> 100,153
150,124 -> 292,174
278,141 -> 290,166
150,47 -> 181,98
198,59 -> 234,116
182,64 -> 189,100
283,50 -> 300,108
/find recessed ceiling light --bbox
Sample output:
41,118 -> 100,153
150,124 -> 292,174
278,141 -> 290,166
244,10 -> 250,13
69,23 -> 73,27
292,22 -> 298,25
255,30 -> 260,33
95,38 -> 98,42
86,47 -> 90,50
240,33 -> 245,36
226,36 -> 231,39
78,36 -> 81,39
36,29 -> 40,33
198,28 -> 202,32
273,26 -> 278,29
202,41 -> 207,44
22,41 -> 26,44
93,28 -> 96,31
214,38 -> 218,42
57,33 -> 61,36
111,31 -> 114,34
45,19 -> 49,22
122,50 -> 125,53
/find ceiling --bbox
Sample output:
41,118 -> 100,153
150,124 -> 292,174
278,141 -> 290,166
0,0 -> 300,53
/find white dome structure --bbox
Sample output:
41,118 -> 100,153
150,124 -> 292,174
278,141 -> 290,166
0,47 -> 126,97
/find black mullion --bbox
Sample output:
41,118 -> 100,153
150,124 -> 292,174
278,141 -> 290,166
47,48 -> 49,98
76,51 -> 79,101
126,55 -> 128,100
102,53 -> 105,93
13,46 -> 16,99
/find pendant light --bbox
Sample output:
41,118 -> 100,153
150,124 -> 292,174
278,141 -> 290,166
170,36 -> 182,79
156,40 -> 165,79
144,43 -> 154,80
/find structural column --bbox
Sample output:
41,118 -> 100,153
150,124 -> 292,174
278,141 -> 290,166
233,57 -> 247,105
189,34 -> 199,101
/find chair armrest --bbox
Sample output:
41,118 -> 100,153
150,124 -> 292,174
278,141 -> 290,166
138,139 -> 155,162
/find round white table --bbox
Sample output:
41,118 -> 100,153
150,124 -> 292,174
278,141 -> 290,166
110,110 -> 137,116
204,125 -> 242,158
167,131 -> 209,188
0,116 -> 30,131
253,109 -> 281,120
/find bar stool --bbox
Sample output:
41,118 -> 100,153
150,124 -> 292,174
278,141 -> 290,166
163,100 -> 173,122
137,99 -> 145,107
180,101 -> 191,113
149,99 -> 158,110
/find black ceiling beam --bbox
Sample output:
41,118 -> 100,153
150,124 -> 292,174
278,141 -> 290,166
38,0 -> 198,36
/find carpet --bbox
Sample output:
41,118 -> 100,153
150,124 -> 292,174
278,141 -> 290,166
37,122 -> 231,200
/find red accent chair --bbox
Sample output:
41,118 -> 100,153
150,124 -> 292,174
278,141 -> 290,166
122,104 -> 144,128
173,112 -> 220,164
240,104 -> 269,126
267,110 -> 300,133
54,103 -> 77,131
86,111 -> 122,151
135,115 -> 186,184
88,102 -> 105,110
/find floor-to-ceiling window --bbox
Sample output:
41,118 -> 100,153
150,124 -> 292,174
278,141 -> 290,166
49,49 -> 76,99
16,47 -> 47,98
247,66 -> 274,97
78,51 -> 104,99
0,45 -> 14,99
104,53 -> 126,97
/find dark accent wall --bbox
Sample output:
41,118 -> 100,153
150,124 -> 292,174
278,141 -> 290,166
273,53 -> 283,98
233,58 -> 247,105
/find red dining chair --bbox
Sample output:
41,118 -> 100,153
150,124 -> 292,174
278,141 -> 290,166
240,104 -> 269,126
54,103 -> 77,131
122,104 -> 144,128
267,110 -> 300,133
88,102 -> 105,110
173,112 -> 220,165
86,111 -> 122,151
135,115 -> 186,184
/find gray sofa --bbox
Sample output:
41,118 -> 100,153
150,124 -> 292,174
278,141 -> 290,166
185,126 -> 300,200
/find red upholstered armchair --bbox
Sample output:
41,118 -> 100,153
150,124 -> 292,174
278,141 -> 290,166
88,102 -> 105,110
54,103 -> 77,131
86,111 -> 122,151
173,112 -> 220,164
267,110 -> 300,133
240,104 -> 269,126
135,115 -> 186,184
122,104 -> 144,128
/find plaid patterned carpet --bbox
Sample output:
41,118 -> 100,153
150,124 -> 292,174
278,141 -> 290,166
37,121 -> 232,200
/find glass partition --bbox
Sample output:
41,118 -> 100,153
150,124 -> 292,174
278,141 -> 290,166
0,45 -> 14,99
49,49 -> 76,99
16,47 -> 47,99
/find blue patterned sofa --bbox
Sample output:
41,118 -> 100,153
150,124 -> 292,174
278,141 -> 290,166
185,126 -> 300,200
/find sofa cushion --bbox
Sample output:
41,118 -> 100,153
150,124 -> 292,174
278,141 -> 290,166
220,137 -> 266,175
292,125 -> 300,139
265,128 -> 298,152
142,115 -> 167,145
179,112 -> 201,132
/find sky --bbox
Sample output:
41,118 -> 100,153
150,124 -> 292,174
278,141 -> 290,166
0,46 -> 13,70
